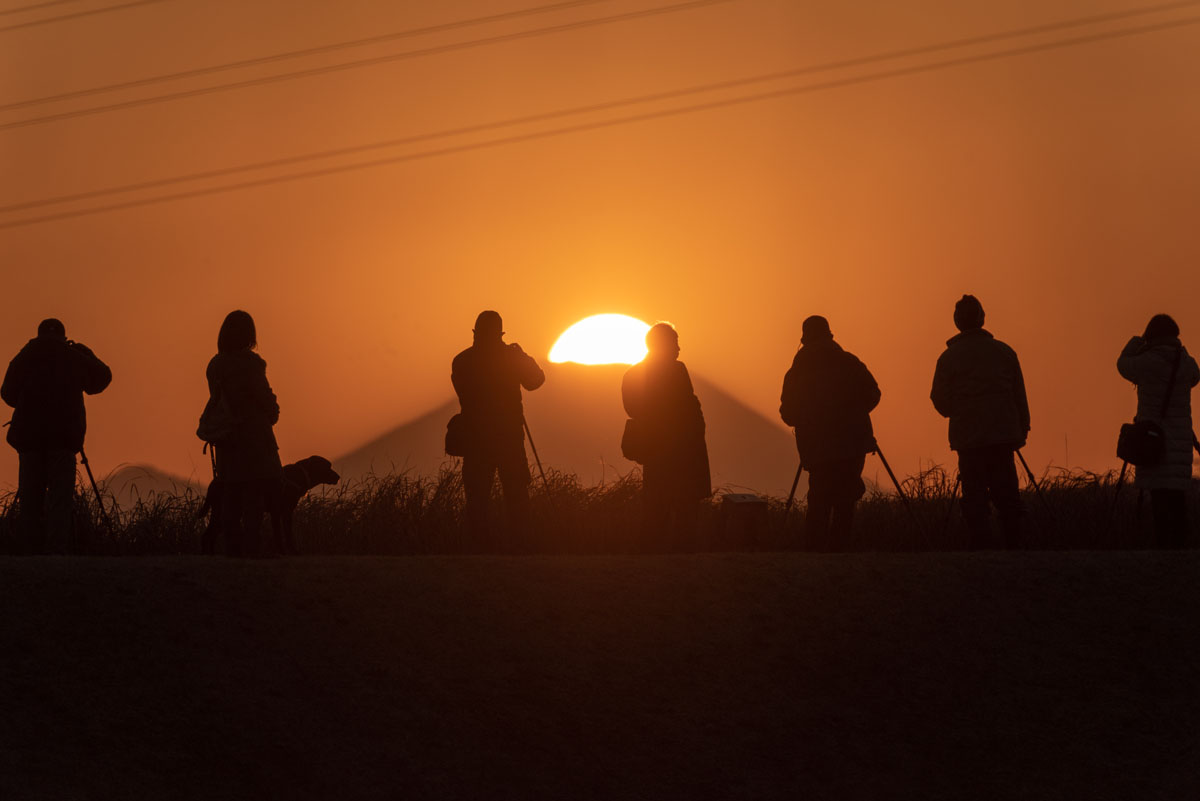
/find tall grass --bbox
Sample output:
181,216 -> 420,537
0,464 -> 1195,554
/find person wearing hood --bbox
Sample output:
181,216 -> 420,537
451,310 -> 545,549
622,322 -> 710,549
202,310 -> 282,556
931,295 -> 1030,549
1116,314 -> 1200,548
779,315 -> 880,551
2,318 -> 111,552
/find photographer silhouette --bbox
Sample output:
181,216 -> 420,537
2,319 -> 111,552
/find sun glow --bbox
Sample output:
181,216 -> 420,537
549,314 -> 651,365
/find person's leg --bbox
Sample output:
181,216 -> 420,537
462,456 -> 496,550
957,449 -> 993,549
669,497 -> 701,552
44,449 -> 78,554
17,451 -> 49,553
497,447 -> 533,552
804,465 -> 834,553
639,465 -> 672,552
827,456 -> 867,551
985,447 -> 1023,550
1151,489 -> 1188,549
239,482 -> 266,557
220,481 -> 246,556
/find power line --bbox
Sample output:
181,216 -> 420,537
0,0 -> 637,112
0,0 -> 728,131
2,13 -> 1197,230
0,0 -> 82,17
3,5 -> 1198,216
0,0 -> 171,33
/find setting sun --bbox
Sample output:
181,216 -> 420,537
548,314 -> 651,365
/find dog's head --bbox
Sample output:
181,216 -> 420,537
289,455 -> 341,491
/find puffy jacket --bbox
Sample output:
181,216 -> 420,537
779,339 -> 880,465
451,340 -> 545,452
622,356 -> 710,499
1116,336 -> 1200,490
205,348 -> 281,482
2,334 -> 111,452
931,328 -> 1030,451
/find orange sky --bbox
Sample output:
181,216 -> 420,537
1,0 -> 1198,491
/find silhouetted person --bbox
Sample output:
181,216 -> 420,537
779,316 -> 880,551
202,310 -> 282,556
1117,314 -> 1200,549
931,295 -> 1030,549
2,318 -> 111,552
622,323 -> 710,549
451,310 -> 545,549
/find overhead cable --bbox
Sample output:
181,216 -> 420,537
0,0 -> 728,130
2,12 -> 1198,230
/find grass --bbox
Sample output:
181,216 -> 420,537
0,465 -> 1196,554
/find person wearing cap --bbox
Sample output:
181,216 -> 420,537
451,310 -> 545,549
779,316 -> 880,551
1116,313 -> 1200,548
2,319 -> 111,552
622,322 -> 710,549
931,295 -> 1030,549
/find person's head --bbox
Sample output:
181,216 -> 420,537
217,310 -> 257,353
645,322 -> 680,359
953,294 -> 985,332
473,310 -> 504,344
800,315 -> 833,345
37,318 -> 66,341
1143,313 -> 1180,341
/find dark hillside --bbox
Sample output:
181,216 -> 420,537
0,552 -> 1196,800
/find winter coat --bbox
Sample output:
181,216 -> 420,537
205,349 -> 282,482
2,334 -> 111,453
451,340 -> 545,455
622,356 -> 711,500
1116,336 -> 1200,490
931,329 -> 1030,451
779,339 -> 880,465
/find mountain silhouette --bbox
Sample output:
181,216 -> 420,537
101,464 -> 204,508
336,363 -> 802,497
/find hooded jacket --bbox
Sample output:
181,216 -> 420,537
1117,336 -> 1200,490
622,355 -> 710,499
931,328 -> 1030,451
779,339 -> 880,465
2,334 -> 111,452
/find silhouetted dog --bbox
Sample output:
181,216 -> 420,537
200,455 -> 340,555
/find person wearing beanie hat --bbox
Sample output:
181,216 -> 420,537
1116,313 -> 1200,548
931,295 -> 1030,549
780,315 -> 881,551
2,318 -> 111,553
451,310 -> 545,550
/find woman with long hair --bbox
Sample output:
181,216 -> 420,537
203,310 -> 282,555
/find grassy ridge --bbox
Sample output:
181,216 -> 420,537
0,466 -> 1196,554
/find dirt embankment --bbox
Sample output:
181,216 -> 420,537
0,552 -> 1197,801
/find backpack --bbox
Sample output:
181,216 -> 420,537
197,384 -> 237,445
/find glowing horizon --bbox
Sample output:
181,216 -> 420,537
548,314 -> 651,365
